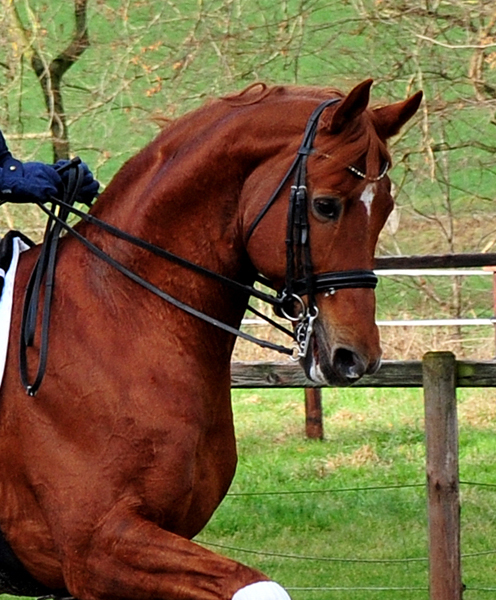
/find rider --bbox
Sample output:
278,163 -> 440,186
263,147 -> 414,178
0,130 -> 99,206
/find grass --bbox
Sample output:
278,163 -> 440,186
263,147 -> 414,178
192,386 -> 496,600
1,385 -> 495,600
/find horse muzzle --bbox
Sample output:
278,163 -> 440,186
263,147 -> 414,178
300,319 -> 382,386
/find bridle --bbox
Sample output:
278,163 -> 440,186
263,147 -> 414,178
245,97 -> 377,360
16,98 -> 378,396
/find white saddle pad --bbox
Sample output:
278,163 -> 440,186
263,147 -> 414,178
0,235 -> 30,388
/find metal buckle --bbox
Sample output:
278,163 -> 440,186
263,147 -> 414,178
291,305 -> 319,361
280,292 -> 306,322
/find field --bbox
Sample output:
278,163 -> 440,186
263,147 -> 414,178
195,385 -> 496,599
1,2 -> 496,599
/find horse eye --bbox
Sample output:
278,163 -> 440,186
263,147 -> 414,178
313,196 -> 342,221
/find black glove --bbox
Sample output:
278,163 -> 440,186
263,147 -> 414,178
54,159 -> 100,206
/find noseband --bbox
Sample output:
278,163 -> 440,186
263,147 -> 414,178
15,99 -> 378,395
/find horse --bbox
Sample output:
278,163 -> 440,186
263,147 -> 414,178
0,79 -> 422,600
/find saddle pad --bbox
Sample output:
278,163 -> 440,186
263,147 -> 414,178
0,231 -> 32,388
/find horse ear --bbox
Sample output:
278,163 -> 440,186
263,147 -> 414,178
372,91 -> 423,139
325,79 -> 374,135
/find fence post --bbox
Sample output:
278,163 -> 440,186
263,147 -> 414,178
304,388 -> 323,439
422,351 -> 463,600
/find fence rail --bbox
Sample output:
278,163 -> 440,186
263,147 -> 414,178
230,359 -> 496,388
374,252 -> 496,269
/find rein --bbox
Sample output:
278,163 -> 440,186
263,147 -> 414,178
19,161 -> 86,396
17,98 -> 378,396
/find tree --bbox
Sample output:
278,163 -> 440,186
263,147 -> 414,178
3,0 -> 90,161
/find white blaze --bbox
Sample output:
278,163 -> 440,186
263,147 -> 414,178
360,183 -> 376,217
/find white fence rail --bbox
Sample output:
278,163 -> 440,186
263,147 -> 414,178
242,267 -> 496,328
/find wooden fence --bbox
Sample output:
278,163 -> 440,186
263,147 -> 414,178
231,357 -> 496,388
230,353 -> 496,600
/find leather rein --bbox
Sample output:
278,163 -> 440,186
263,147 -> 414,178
18,98 -> 378,396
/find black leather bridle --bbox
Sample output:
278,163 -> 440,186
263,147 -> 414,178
245,97 -> 377,359
17,98 -> 378,396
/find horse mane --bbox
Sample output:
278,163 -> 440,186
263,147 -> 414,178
98,82 -> 382,211
151,83 -> 345,130
219,82 -> 345,107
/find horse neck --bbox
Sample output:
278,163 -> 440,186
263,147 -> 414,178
77,117 -> 265,361
85,98 -> 299,282
75,98 -> 313,363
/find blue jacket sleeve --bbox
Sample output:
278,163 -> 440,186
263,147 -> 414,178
0,130 -> 99,206
0,156 -> 62,204
0,131 -> 12,166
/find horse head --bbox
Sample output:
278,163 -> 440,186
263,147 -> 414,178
242,80 -> 422,385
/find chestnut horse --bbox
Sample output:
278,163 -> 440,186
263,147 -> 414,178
0,80 -> 421,600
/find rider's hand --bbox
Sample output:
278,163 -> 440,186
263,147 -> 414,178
54,159 -> 100,206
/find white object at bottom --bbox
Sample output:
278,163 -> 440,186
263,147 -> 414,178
0,236 -> 30,388
232,581 -> 291,600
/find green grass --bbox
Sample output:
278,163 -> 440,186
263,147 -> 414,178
192,387 -> 496,599
1,386 -> 495,600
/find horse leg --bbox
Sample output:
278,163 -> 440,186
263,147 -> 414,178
62,508 -> 290,600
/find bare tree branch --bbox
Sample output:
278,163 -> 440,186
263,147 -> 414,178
416,33 -> 496,49
7,0 -> 90,161
30,0 -> 90,161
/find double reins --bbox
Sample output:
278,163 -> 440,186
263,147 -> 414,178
19,160 -> 296,396
20,188 -> 294,397
18,98 -> 378,396
19,161 -> 87,396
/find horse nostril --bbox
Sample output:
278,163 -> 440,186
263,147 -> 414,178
332,347 -> 366,381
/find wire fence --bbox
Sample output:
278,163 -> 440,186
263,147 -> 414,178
205,353 -> 496,598
197,480 -> 496,596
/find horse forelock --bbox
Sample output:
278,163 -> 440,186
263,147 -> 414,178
314,114 -> 391,182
